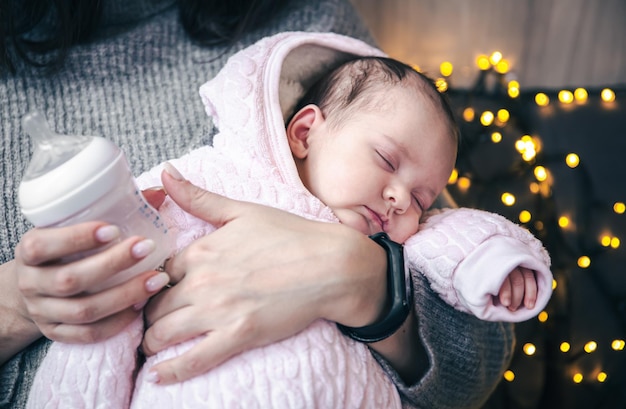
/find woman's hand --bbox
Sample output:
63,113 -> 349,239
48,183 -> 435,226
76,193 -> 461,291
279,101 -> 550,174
10,188 -> 171,345
141,166 -> 388,384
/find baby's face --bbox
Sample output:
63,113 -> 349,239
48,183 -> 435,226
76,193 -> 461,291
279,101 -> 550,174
298,87 -> 456,243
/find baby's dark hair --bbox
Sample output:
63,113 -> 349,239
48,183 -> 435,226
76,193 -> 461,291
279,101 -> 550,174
291,56 -> 460,147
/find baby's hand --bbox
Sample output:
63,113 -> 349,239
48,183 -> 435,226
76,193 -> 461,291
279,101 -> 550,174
497,267 -> 538,311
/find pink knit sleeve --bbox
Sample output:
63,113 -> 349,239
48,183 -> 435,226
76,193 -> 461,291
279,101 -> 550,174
404,207 -> 552,322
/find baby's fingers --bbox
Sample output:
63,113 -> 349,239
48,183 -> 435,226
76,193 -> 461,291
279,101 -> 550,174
508,268 -> 528,311
521,267 -> 538,309
497,277 -> 512,308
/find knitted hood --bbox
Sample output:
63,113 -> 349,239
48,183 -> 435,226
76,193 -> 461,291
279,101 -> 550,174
198,31 -> 385,190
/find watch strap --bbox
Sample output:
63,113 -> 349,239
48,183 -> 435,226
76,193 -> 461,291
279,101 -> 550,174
337,232 -> 413,343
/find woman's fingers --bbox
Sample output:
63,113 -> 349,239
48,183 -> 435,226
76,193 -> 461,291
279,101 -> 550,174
18,236 -> 157,297
147,329 -> 248,384
161,163 -> 243,228
38,307 -> 141,344
16,222 -> 115,266
24,269 -> 170,342
142,304 -> 201,356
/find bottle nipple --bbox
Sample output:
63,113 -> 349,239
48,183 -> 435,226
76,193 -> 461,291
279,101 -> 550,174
22,111 -> 94,181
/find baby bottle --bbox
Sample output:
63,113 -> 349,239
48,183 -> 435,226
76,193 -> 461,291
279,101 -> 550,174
18,112 -> 172,292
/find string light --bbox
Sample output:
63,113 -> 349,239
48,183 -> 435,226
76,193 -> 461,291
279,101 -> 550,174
495,59 -> 509,74
574,88 -> 588,103
438,49 -> 625,405
457,176 -> 471,191
496,108 -> 510,123
476,54 -> 491,70
480,110 -> 495,126
448,168 -> 459,184
558,90 -> 574,104
601,88 -> 616,102
584,341 -> 598,353
577,256 -> 591,268
535,92 -> 550,106
611,340 -> 625,351
610,237 -> 620,248
519,210 -> 532,223
529,182 -> 540,194
523,343 -> 536,355
440,61 -> 453,77
565,153 -> 580,168
507,80 -> 520,98
463,107 -> 475,122
489,51 -> 503,65
534,166 -> 548,181
435,78 -> 448,92
515,135 -> 539,161
501,192 -> 516,206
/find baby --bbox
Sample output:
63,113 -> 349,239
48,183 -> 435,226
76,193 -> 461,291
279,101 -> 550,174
27,32 -> 552,409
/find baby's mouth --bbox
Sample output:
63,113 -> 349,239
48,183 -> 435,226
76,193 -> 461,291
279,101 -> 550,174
365,206 -> 385,232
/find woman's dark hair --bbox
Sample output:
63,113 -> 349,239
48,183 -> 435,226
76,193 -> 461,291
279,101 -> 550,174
0,0 -> 104,73
179,0 -> 289,46
0,0 -> 289,73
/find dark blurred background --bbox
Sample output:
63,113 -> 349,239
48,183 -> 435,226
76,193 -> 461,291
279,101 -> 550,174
351,1 -> 626,407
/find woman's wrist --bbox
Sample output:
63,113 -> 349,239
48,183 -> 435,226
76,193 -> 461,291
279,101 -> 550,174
317,226 -> 389,328
0,260 -> 42,365
369,308 -> 429,385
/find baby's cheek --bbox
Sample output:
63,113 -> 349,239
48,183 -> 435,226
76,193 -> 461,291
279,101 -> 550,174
333,208 -> 372,236
390,218 -> 420,243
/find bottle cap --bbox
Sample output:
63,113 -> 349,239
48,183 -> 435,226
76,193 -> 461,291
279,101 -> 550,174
19,112 -> 126,227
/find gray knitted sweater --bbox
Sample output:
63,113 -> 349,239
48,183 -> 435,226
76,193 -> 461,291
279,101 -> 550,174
0,1 -> 514,408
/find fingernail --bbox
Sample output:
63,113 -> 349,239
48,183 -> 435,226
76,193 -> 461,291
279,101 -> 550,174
144,186 -> 167,193
146,370 -> 160,384
132,239 -> 156,258
95,225 -> 120,243
133,299 -> 148,311
163,162 -> 185,181
146,272 -> 170,292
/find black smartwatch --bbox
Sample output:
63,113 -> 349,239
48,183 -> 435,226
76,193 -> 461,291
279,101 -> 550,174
337,232 -> 413,343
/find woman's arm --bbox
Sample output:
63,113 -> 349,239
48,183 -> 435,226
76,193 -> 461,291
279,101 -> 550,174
0,260 -> 41,365
141,170 -> 430,384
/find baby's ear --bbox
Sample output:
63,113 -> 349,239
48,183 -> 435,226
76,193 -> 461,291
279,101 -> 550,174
286,104 -> 324,159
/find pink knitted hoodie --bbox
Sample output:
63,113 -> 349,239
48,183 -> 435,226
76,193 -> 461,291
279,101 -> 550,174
27,32 -> 551,409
